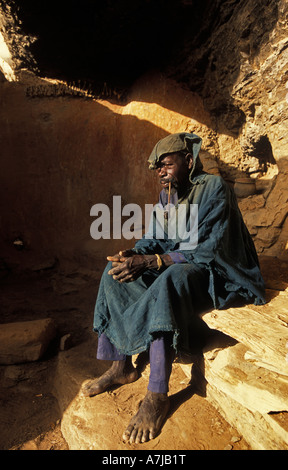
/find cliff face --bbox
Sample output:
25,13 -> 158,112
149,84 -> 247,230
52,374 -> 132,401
169,0 -> 288,257
0,0 -> 287,270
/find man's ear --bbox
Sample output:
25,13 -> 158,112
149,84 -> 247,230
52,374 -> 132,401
185,153 -> 194,169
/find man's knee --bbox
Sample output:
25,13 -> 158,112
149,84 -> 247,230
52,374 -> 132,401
162,263 -> 189,278
159,262 -> 207,288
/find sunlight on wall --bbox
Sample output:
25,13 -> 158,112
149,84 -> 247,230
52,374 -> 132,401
100,98 -> 208,136
0,31 -> 15,81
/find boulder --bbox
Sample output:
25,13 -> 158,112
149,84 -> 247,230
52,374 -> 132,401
0,318 -> 57,364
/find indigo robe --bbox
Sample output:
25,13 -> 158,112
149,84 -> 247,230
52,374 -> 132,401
93,170 -> 266,356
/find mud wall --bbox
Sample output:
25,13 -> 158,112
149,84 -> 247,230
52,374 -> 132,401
0,0 -> 287,274
0,72 -> 214,272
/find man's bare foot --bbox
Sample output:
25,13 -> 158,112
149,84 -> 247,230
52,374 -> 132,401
81,360 -> 138,397
122,390 -> 170,444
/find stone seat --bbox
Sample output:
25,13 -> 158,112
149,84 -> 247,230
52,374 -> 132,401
179,285 -> 288,450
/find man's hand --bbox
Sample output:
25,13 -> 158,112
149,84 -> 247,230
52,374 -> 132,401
107,252 -> 156,283
107,249 -> 135,268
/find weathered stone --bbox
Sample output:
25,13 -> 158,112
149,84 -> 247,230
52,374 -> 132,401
201,300 -> 288,377
179,283 -> 288,450
205,382 -> 288,451
204,343 -> 288,414
54,340 -> 248,451
0,318 -> 57,364
59,333 -> 73,351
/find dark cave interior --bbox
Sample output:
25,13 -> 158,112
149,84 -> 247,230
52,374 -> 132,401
1,0 -> 218,93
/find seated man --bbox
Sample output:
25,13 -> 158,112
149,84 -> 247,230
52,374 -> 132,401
82,132 -> 266,444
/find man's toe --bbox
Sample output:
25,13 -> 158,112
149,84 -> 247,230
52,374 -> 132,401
135,429 -> 143,444
149,427 -> 157,440
142,429 -> 150,442
129,428 -> 138,444
122,424 -> 133,442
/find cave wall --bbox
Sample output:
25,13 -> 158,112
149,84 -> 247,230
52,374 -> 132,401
171,0 -> 288,257
0,0 -> 287,273
0,71 -> 215,272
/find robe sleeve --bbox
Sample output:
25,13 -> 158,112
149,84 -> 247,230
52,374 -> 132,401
174,180 -> 265,306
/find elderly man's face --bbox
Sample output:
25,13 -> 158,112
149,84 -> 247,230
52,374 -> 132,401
156,153 -> 193,192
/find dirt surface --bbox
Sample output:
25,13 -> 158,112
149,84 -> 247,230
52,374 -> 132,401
2,257 -> 280,450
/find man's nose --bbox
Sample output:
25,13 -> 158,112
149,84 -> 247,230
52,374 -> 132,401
158,166 -> 167,176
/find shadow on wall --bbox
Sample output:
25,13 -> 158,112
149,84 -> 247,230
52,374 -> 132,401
0,77 -> 171,274
1,63 -> 230,274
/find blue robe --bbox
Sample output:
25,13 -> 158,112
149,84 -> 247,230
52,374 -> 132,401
93,172 -> 266,355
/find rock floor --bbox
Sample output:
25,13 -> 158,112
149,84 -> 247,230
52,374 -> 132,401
1,255 -> 286,451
